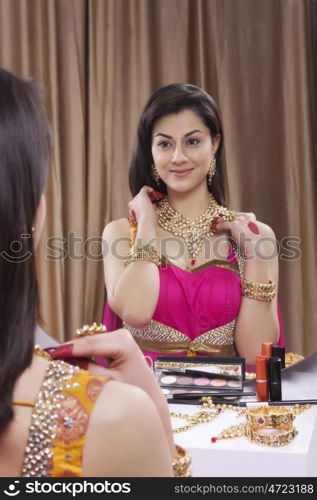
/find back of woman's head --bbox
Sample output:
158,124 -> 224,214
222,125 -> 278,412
0,67 -> 51,433
129,83 -> 226,205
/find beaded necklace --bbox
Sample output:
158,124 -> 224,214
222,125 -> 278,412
156,194 -> 235,266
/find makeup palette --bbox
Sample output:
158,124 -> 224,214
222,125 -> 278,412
154,356 -> 246,399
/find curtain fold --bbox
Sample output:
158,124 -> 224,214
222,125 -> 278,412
0,0 -> 86,342
0,0 -> 316,355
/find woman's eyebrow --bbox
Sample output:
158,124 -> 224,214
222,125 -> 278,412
185,129 -> 203,137
154,132 -> 172,139
154,129 -> 203,139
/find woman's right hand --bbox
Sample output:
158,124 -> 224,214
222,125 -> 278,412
47,329 -> 152,387
128,186 -> 163,224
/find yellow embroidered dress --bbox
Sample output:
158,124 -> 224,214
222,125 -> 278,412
21,360 -> 109,477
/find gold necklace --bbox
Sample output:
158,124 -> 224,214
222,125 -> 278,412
171,398 -> 311,444
156,194 -> 235,265
171,407 -> 222,433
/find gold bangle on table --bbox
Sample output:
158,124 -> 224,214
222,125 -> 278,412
125,244 -> 161,267
241,279 -> 276,302
246,406 -> 295,428
210,422 -> 297,447
172,444 -> 192,477
210,404 -> 311,446
246,423 -> 298,447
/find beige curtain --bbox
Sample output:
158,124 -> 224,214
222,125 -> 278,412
0,0 -> 87,341
0,0 -> 316,355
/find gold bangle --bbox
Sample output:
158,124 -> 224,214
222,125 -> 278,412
125,244 -> 161,266
285,352 -> 304,367
172,444 -> 192,477
241,279 -> 276,302
246,423 -> 298,447
246,406 -> 295,428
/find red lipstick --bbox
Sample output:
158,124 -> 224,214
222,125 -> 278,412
256,355 -> 269,402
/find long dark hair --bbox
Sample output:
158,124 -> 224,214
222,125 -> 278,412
129,83 -> 226,205
0,68 -> 51,433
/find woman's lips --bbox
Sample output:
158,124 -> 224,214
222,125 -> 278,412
170,168 -> 194,177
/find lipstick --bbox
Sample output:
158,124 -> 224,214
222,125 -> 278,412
269,356 -> 282,401
261,342 -> 273,357
272,345 -> 285,369
256,355 -> 269,402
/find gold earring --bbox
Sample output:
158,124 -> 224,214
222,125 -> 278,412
207,158 -> 216,186
151,164 -> 160,185
31,226 -> 36,233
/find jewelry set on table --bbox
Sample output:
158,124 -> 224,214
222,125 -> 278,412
167,345 -> 311,449
170,398 -> 311,448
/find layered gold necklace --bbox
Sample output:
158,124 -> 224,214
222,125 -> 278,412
156,194 -> 235,265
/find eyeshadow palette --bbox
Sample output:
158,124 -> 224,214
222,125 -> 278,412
154,356 -> 246,397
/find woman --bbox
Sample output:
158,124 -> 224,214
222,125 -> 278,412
0,68 -> 188,477
103,83 -> 285,366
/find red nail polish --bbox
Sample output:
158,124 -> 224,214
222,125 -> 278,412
45,343 -> 74,359
248,222 -> 260,235
210,217 -> 221,231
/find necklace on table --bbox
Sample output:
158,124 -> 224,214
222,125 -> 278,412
156,193 -> 235,266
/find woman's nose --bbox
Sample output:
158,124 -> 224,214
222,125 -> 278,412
171,145 -> 187,164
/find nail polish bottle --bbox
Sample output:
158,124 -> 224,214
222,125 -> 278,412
256,355 -> 269,402
269,356 -> 282,401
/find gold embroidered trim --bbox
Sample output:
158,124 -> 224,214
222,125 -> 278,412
195,321 -> 236,346
21,360 -> 80,477
123,319 -> 237,356
161,255 -> 240,274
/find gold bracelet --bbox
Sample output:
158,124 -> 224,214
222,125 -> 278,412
246,406 -> 295,428
210,404 -> 311,446
241,279 -> 276,302
125,244 -> 161,266
246,423 -> 298,447
172,444 -> 192,477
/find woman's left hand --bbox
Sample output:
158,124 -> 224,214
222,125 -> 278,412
214,212 -> 275,258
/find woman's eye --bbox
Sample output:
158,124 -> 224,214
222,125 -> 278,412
187,138 -> 200,145
157,141 -> 171,148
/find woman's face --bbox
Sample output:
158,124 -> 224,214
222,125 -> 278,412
151,109 -> 220,193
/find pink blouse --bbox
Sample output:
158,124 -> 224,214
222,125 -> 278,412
103,242 -> 285,363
